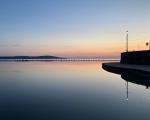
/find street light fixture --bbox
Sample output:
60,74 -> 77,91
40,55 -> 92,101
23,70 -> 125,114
146,42 -> 150,50
126,31 -> 128,52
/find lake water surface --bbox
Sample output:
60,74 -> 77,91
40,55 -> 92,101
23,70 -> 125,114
0,61 -> 150,120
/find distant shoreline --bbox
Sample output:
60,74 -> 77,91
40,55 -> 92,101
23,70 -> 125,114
0,59 -> 119,62
0,56 -> 62,60
0,56 -> 120,61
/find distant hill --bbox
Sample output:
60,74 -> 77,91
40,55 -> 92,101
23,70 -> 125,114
0,56 -> 64,59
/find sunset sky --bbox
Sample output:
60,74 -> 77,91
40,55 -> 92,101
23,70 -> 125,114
0,0 -> 150,57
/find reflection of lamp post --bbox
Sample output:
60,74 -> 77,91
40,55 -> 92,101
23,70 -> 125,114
126,31 -> 128,52
146,42 -> 150,50
126,81 -> 128,101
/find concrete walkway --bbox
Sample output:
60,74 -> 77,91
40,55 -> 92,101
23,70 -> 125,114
102,62 -> 150,74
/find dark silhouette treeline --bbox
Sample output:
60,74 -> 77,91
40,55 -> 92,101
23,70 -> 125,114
0,56 -> 63,60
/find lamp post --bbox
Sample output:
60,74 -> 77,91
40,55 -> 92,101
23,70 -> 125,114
126,31 -> 128,52
146,42 -> 150,50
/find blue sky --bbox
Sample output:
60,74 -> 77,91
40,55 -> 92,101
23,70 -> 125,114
0,0 -> 150,57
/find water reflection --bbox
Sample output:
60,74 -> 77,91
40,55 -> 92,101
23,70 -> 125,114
121,73 -> 150,89
102,65 -> 150,89
0,61 -> 150,120
102,65 -> 150,100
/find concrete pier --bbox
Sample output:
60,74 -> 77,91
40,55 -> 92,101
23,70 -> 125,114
102,62 -> 150,74
121,50 -> 150,65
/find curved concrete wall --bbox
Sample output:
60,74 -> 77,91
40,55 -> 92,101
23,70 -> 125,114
121,50 -> 150,65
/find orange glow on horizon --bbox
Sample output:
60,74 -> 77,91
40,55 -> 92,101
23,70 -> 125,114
0,37 -> 148,57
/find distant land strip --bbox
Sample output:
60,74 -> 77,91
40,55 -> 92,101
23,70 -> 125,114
0,56 -> 119,61
0,56 -> 62,60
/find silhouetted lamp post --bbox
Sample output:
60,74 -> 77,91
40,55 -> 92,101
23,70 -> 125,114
146,42 -> 150,50
126,31 -> 128,52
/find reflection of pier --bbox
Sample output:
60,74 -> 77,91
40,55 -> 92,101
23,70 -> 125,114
122,73 -> 150,100
102,64 -> 150,88
102,64 -> 150,100
121,73 -> 150,89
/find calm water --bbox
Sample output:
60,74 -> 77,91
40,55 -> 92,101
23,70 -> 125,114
0,61 -> 150,120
